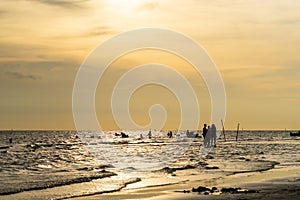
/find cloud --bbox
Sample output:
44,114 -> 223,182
85,26 -> 116,37
6,71 -> 41,80
221,65 -> 300,99
28,0 -> 89,9
52,25 -> 116,39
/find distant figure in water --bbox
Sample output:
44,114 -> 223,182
9,138 -> 12,144
148,130 -> 152,139
140,134 -> 143,139
202,124 -> 208,139
204,124 -> 217,147
210,124 -> 217,147
186,130 -> 190,137
167,131 -> 173,138
204,126 -> 210,147
121,132 -> 129,138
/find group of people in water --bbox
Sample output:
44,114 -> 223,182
114,123 -> 217,148
202,123 -> 217,147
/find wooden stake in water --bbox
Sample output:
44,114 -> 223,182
236,123 -> 240,142
221,119 -> 226,142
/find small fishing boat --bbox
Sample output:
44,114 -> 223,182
290,131 -> 300,136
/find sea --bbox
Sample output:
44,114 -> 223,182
0,130 -> 299,200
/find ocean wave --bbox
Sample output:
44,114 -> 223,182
2,177 -> 142,200
0,170 -> 116,195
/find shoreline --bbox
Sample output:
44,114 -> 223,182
1,130 -> 299,200
69,165 -> 300,200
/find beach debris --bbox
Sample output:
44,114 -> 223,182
77,167 -> 90,171
161,165 -> 196,174
95,164 -> 115,169
221,187 -> 259,194
188,186 -> 259,195
125,167 -> 136,170
192,186 -> 211,193
197,161 -> 209,167
162,167 -> 176,173
221,187 -> 241,193
204,166 -> 219,170
211,186 -> 218,191
237,157 -> 251,161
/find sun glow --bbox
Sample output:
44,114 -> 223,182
108,0 -> 142,9
108,0 -> 142,14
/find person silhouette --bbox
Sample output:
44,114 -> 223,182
202,124 -> 208,139
148,130 -> 152,139
168,131 -> 173,138
203,124 -> 217,148
204,126 -> 210,147
210,124 -> 217,147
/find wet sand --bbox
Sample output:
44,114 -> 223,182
70,166 -> 300,200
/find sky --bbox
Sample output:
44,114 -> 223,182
0,0 -> 299,130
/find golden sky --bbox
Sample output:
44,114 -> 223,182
0,0 -> 299,130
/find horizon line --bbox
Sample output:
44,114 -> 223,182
0,129 -> 298,131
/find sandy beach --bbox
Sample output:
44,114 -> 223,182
71,166 -> 300,200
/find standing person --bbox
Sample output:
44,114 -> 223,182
148,130 -> 152,139
167,131 -> 173,138
202,124 -> 208,139
204,125 -> 211,147
211,124 -> 217,147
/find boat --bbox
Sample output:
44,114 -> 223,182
290,131 -> 300,136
